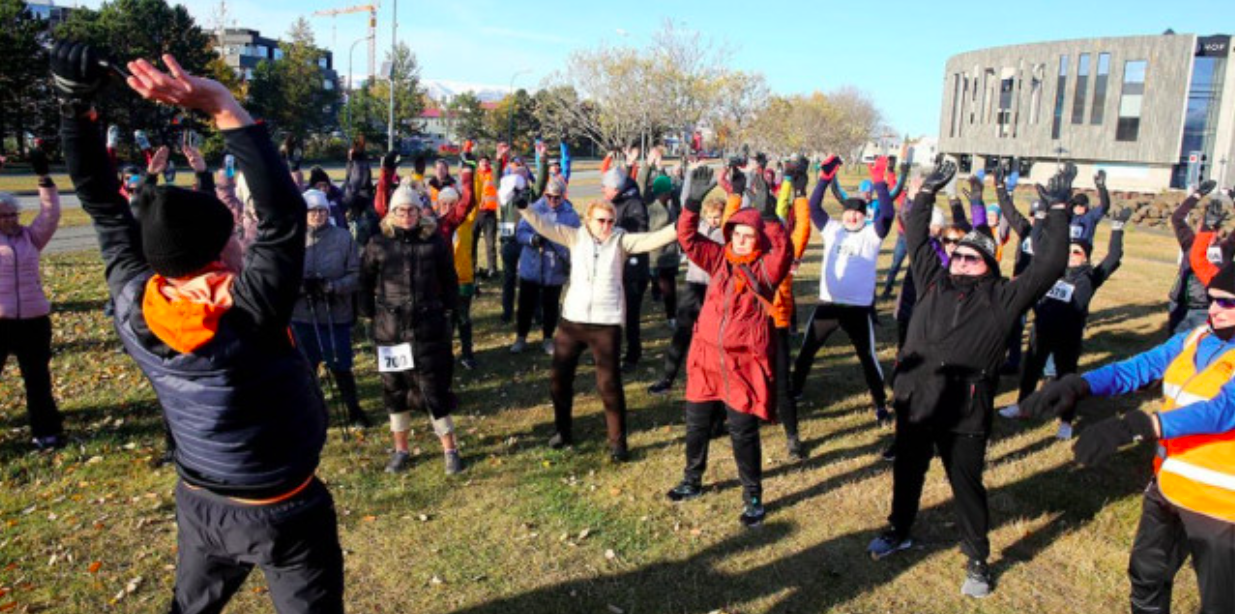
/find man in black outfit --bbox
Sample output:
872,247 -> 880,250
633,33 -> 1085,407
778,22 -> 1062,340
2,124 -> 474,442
601,166 -> 650,372
867,159 -> 1071,599
54,43 -> 343,612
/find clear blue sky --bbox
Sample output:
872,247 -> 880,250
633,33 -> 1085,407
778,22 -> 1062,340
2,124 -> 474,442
77,0 -> 1234,136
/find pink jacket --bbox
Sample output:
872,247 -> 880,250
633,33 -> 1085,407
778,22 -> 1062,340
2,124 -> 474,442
1,186 -> 60,319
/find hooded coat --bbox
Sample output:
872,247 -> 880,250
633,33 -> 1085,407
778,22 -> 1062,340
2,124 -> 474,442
678,206 -> 792,421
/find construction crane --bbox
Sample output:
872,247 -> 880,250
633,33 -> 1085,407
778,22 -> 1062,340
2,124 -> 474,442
313,4 -> 379,83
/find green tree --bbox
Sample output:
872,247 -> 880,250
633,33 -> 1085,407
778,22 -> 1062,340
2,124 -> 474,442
485,89 -> 539,153
450,91 -> 489,144
0,0 -> 52,156
245,18 -> 339,137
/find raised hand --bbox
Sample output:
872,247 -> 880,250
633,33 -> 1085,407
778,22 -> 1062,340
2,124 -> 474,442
1197,179 -> 1217,197
962,175 -> 984,202
919,159 -> 957,196
1094,169 -> 1107,191
147,146 -> 170,176
28,148 -> 50,177
992,163 -> 1006,189
1037,162 -> 1078,206
686,165 -> 717,204
182,135 -> 207,173
1205,200 -> 1228,230
1110,207 -> 1133,231
728,167 -> 747,197
125,54 -> 251,129
49,40 -> 111,99
819,154 -> 842,181
868,156 -> 889,184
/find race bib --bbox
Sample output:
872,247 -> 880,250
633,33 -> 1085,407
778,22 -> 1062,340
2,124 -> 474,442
1021,237 -> 1034,255
1046,280 -> 1075,303
1208,245 -> 1224,265
1070,225 -> 1084,240
377,343 -> 415,372
499,222 -> 516,238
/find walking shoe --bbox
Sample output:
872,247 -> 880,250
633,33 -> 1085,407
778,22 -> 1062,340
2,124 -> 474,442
666,480 -> 703,501
998,404 -> 1022,419
1056,421 -> 1074,440
961,558 -> 993,598
385,450 -> 412,473
548,432 -> 573,449
647,379 -> 673,395
786,435 -> 806,462
444,450 -> 464,475
875,406 -> 893,427
609,444 -> 630,463
459,356 -> 478,370
668,318 -> 677,331
880,443 -> 896,462
350,411 -> 373,429
867,530 -> 912,560
739,496 -> 766,528
32,434 -> 65,451
510,338 -> 527,354
542,339 -> 554,356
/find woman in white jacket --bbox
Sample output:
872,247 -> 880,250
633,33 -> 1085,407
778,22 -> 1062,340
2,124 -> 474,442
517,196 -> 677,461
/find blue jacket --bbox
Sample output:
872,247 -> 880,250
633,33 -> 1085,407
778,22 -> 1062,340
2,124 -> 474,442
516,197 -> 579,285
1084,327 -> 1235,440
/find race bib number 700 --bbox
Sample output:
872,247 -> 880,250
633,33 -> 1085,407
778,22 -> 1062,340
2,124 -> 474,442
377,343 -> 415,372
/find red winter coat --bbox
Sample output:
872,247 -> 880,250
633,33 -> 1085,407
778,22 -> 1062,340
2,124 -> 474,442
678,206 -> 791,421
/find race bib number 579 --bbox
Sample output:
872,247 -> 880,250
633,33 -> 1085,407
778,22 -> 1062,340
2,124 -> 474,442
377,343 -> 415,372
1046,280 -> 1075,303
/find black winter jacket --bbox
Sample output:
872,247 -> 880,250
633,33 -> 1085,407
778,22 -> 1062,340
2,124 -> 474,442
611,176 -> 650,276
894,191 -> 1069,434
1033,228 -> 1123,335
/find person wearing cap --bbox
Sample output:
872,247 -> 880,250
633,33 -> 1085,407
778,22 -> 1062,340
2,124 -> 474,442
1168,180 -> 1228,334
293,189 -> 369,429
513,180 -> 677,463
54,43 -> 344,610
638,147 -> 681,328
1017,260 -> 1235,614
512,177 -> 577,355
791,155 -> 896,427
424,167 -> 479,369
360,183 -> 464,476
1067,169 -> 1111,244
601,157 -> 651,372
866,161 -> 1071,599
830,158 -> 909,227
308,165 -> 346,228
0,148 -> 66,451
999,206 -> 1129,439
665,165 -> 792,528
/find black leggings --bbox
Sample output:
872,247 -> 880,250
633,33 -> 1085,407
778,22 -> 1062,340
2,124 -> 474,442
1018,325 -> 1082,421
774,326 -> 798,439
453,292 -> 474,360
890,421 -> 990,561
792,303 -> 887,409
655,267 -> 678,320
683,402 -> 762,501
471,210 -> 497,273
550,319 -> 626,449
516,280 -> 562,340
623,266 -> 650,364
0,316 -> 62,439
660,282 -> 707,384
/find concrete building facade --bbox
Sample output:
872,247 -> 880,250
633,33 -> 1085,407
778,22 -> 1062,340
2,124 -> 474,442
215,28 -> 338,91
938,33 -> 1234,192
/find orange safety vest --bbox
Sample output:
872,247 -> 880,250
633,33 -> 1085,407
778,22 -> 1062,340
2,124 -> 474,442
1156,327 -> 1235,523
479,170 -> 498,212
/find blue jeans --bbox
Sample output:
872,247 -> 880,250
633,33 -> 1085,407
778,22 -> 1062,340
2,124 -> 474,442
883,234 -> 908,295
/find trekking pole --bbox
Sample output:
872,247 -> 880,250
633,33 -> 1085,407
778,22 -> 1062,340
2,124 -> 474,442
320,292 -> 357,442
306,289 -> 351,441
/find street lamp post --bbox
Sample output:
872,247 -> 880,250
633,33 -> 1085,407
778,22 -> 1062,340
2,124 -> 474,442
507,68 -> 530,147
387,0 -> 397,152
346,35 -> 372,136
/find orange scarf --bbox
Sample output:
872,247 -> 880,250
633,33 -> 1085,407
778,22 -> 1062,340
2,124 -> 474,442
142,263 -> 236,354
725,246 -> 763,295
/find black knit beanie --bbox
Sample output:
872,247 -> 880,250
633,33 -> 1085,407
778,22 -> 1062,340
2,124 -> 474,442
136,185 -> 234,278
1208,260 -> 1235,295
309,166 -> 330,187
842,198 -> 867,212
1070,193 -> 1089,208
957,226 -> 999,271
1071,238 -> 1093,259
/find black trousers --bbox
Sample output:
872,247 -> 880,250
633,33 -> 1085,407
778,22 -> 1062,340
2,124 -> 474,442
660,282 -> 707,384
655,267 -> 678,320
500,239 -> 521,321
171,479 -> 344,614
683,401 -> 762,501
0,316 -> 63,439
516,280 -> 563,340
1130,480 -> 1235,614
472,209 -> 497,273
623,265 -> 650,364
774,326 -> 798,439
792,303 -> 887,409
1004,314 -> 1025,370
453,292 -> 474,360
381,358 -> 455,419
1018,325 -> 1083,420
889,419 -> 990,561
551,319 -> 626,450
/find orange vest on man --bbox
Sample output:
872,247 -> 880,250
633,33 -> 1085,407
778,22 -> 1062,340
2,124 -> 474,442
1157,327 -> 1235,522
478,170 -> 498,212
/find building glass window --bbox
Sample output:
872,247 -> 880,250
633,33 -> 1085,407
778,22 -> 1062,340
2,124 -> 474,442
1051,55 -> 1068,139
959,74 -> 969,136
318,57 -> 328,69
949,73 -> 961,138
1090,53 -> 1110,125
273,48 -> 284,60
1172,54 -> 1227,187
997,71 -> 1014,137
1030,64 -> 1044,125
256,45 -> 268,58
1116,60 -> 1147,142
1071,53 -> 1089,124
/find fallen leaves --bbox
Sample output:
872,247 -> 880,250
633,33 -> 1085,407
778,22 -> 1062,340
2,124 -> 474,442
87,561 -> 101,574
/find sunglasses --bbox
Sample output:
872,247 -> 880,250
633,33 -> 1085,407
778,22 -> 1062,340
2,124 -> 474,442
545,194 -> 563,201
1212,297 -> 1235,309
941,238 -> 961,245
592,217 -> 615,225
1069,249 -> 1087,257
952,252 -> 984,265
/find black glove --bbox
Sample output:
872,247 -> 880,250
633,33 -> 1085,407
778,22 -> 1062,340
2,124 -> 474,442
819,155 -> 843,180
1224,187 -> 1235,201
1073,409 -> 1158,467
1094,169 -> 1107,191
1111,207 -> 1133,231
50,40 -> 110,101
530,235 -> 544,248
919,159 -> 957,196
1204,200 -> 1228,230
382,150 -> 399,171
302,277 -> 326,297
729,168 -> 747,197
750,173 -> 775,220
961,175 -> 983,203
1036,162 -> 1078,206
686,165 -> 717,206
513,188 -> 530,210
992,163 -> 1006,189
1197,179 -> 1217,197
28,149 -> 49,177
1019,374 -> 1090,419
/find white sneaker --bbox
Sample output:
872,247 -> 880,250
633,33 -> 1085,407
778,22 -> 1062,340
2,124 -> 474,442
510,338 -> 527,354
542,339 -> 554,356
998,404 -> 1022,419
1056,422 -> 1074,440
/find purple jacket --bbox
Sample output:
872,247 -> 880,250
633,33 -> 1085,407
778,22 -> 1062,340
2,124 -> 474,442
1,186 -> 60,319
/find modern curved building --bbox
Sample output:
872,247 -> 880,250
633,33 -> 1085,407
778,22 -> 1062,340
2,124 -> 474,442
938,33 -> 1234,192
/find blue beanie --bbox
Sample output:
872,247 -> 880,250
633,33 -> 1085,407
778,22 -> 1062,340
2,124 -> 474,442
859,180 -> 873,192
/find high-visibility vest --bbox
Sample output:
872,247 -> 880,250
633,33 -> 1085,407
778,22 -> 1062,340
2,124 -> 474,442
1157,327 -> 1235,523
479,170 -> 498,212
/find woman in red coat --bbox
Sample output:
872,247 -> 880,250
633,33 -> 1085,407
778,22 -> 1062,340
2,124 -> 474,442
667,166 -> 792,527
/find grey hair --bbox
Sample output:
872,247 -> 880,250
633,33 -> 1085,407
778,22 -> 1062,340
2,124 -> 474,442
437,187 -> 460,204
601,169 -> 625,190
0,192 -> 20,213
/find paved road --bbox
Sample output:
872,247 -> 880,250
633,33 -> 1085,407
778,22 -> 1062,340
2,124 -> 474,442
24,169 -> 607,254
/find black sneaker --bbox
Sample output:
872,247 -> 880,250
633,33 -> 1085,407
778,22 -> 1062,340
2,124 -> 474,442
867,529 -> 912,560
666,480 -> 702,501
444,450 -> 464,475
875,406 -> 893,427
647,379 -> 673,395
786,435 -> 806,461
961,558 -> 992,598
609,445 -> 630,463
349,410 -> 373,429
32,434 -> 65,451
459,356 -> 478,370
740,496 -> 766,528
880,444 -> 896,462
385,450 -> 412,473
548,432 -> 573,449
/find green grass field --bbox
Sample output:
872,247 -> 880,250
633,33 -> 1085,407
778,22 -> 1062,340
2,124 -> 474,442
0,194 -> 1198,612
